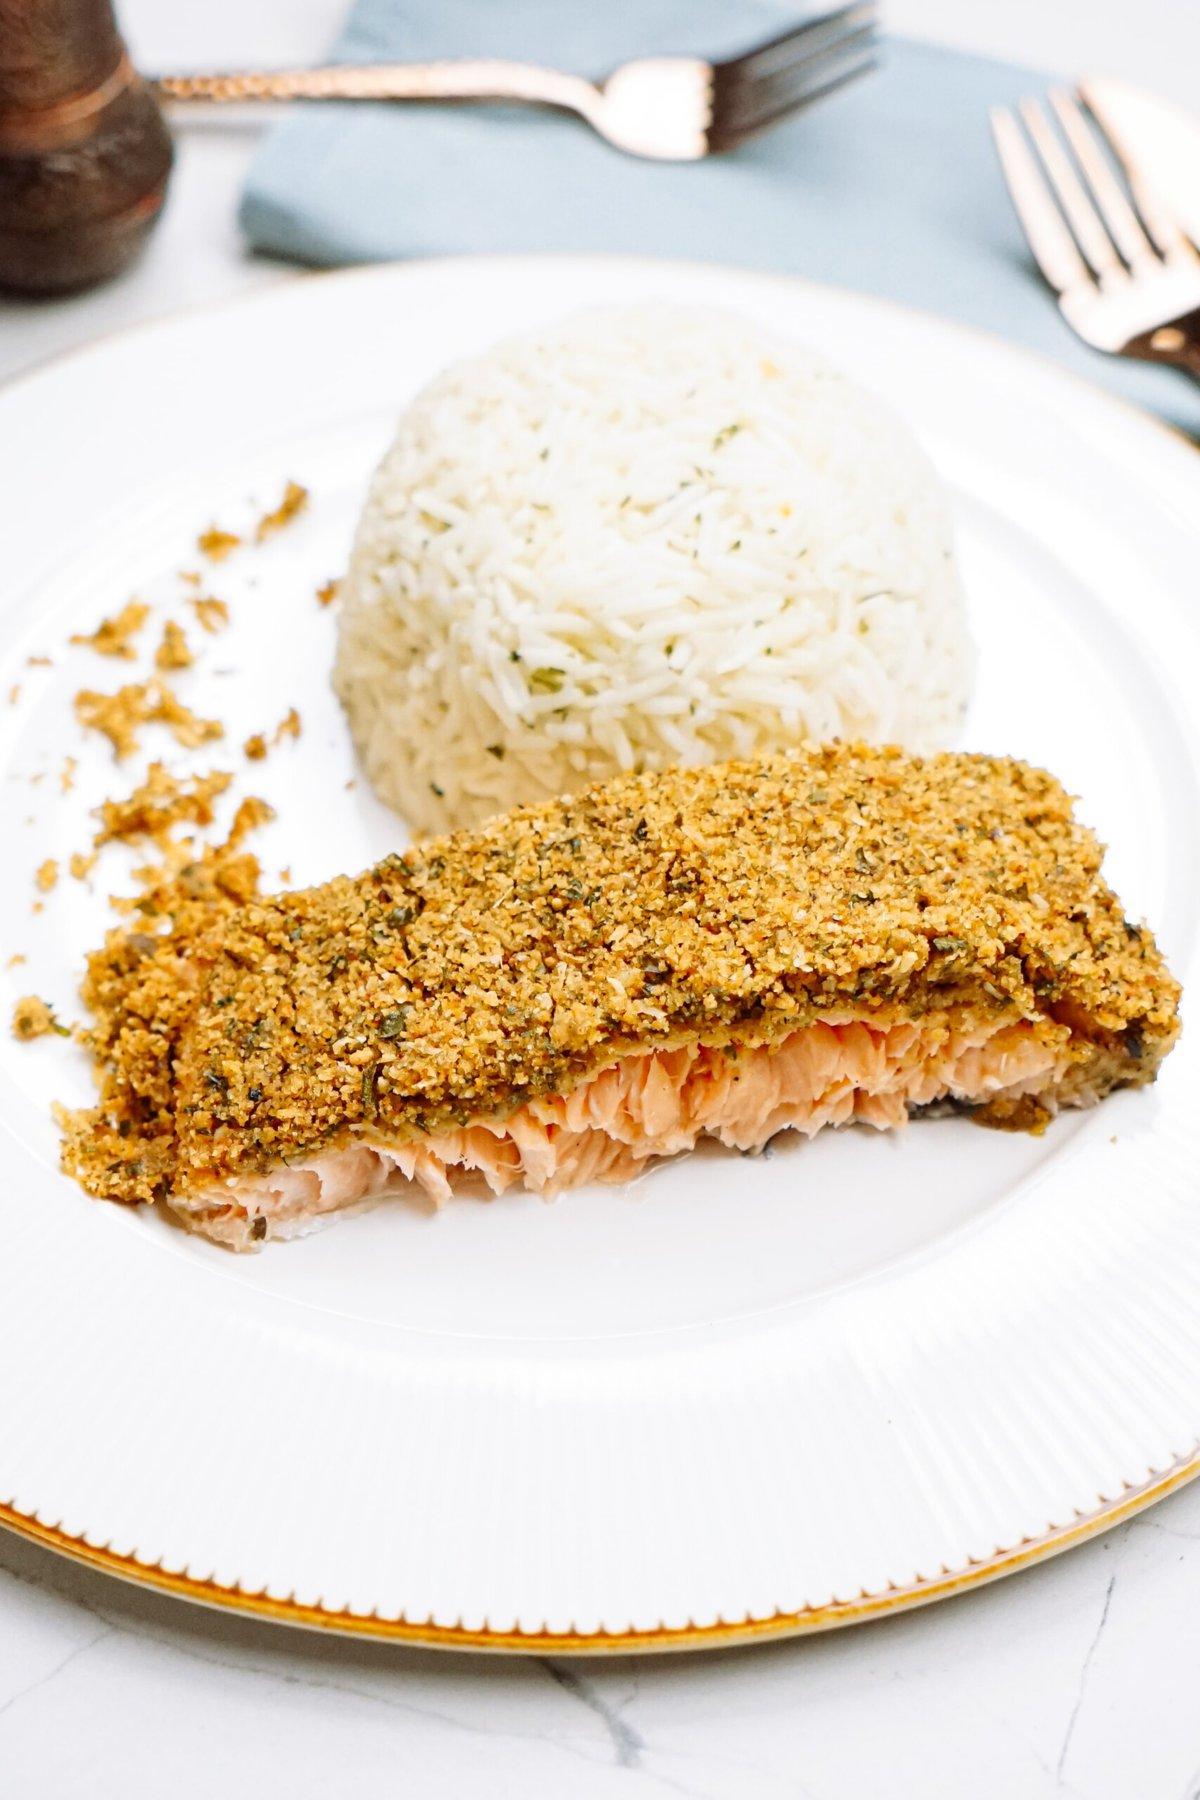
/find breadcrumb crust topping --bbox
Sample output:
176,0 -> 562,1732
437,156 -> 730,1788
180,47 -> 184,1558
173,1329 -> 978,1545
60,743 -> 1181,1207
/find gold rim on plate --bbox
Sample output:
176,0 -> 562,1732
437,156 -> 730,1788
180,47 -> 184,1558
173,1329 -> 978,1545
2,255 -> 1196,1654
3,1447 -> 1197,1653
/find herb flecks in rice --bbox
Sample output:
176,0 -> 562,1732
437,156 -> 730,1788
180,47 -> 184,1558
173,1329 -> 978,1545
334,306 -> 973,834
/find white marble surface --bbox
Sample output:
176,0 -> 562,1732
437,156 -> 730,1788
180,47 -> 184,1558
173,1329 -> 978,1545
4,1496 -> 1200,1798
3,3 -> 1200,1795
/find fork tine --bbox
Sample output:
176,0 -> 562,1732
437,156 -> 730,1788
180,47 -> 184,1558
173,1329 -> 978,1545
716,1 -> 877,80
990,106 -> 1091,295
718,23 -> 877,131
712,35 -> 875,148
1079,77 -> 1200,266
1018,97 -> 1124,281
1048,89 -> 1157,270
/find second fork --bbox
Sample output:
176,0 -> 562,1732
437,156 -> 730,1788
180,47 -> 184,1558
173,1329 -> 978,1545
991,85 -> 1200,379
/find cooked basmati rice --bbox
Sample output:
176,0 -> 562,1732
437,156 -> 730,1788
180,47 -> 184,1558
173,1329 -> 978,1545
335,305 -> 972,833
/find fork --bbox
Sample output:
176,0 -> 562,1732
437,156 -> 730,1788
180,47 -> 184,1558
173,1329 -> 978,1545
154,2 -> 878,162
991,84 -> 1200,381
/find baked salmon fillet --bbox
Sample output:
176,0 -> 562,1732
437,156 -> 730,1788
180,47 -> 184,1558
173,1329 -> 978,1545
61,743 -> 1181,1249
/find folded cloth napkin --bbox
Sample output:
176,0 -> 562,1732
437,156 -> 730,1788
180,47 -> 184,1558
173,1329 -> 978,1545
241,0 -> 1195,430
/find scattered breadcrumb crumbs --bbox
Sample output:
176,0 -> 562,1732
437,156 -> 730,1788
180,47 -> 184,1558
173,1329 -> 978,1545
8,685 -> 19,705
316,579 -> 340,607
256,480 -> 308,541
178,570 -> 202,588
12,995 -> 68,1041
69,599 -> 149,660
279,866 -> 292,884
244,708 -> 301,762
60,755 -> 77,795
74,686 -> 143,759
35,859 -> 58,893
26,654 -> 52,668
153,688 -> 221,751
198,525 -> 241,562
88,781 -> 272,962
31,901 -> 43,915
154,620 -> 193,672
106,793 -> 275,931
29,773 -> 44,786
228,795 -> 275,843
190,597 -> 229,635
6,953 -> 26,970
69,852 -> 97,881
74,680 -> 223,760
93,764 -> 233,847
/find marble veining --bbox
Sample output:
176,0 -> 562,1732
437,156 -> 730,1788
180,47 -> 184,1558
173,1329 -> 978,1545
3,1484 -> 1200,1798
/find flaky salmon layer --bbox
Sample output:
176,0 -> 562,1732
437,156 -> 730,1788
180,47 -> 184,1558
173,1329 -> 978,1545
171,1011 -> 1078,1250
61,744 -> 1181,1230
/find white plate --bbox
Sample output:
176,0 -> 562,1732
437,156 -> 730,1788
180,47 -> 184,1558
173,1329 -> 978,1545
1,257 -> 1198,1651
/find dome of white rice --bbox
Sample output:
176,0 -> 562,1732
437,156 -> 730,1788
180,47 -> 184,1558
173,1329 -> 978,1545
335,305 -> 972,834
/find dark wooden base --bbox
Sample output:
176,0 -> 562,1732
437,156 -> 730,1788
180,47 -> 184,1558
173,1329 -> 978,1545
0,6 -> 174,297
0,168 -> 169,294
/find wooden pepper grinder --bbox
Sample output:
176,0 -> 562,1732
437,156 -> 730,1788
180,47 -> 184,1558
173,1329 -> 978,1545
0,0 -> 173,294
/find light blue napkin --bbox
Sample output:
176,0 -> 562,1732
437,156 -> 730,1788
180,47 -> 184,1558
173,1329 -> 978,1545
241,1 -> 1197,432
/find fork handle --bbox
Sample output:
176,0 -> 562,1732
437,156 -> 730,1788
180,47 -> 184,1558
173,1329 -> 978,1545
1138,319 -> 1200,384
155,61 -> 598,117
